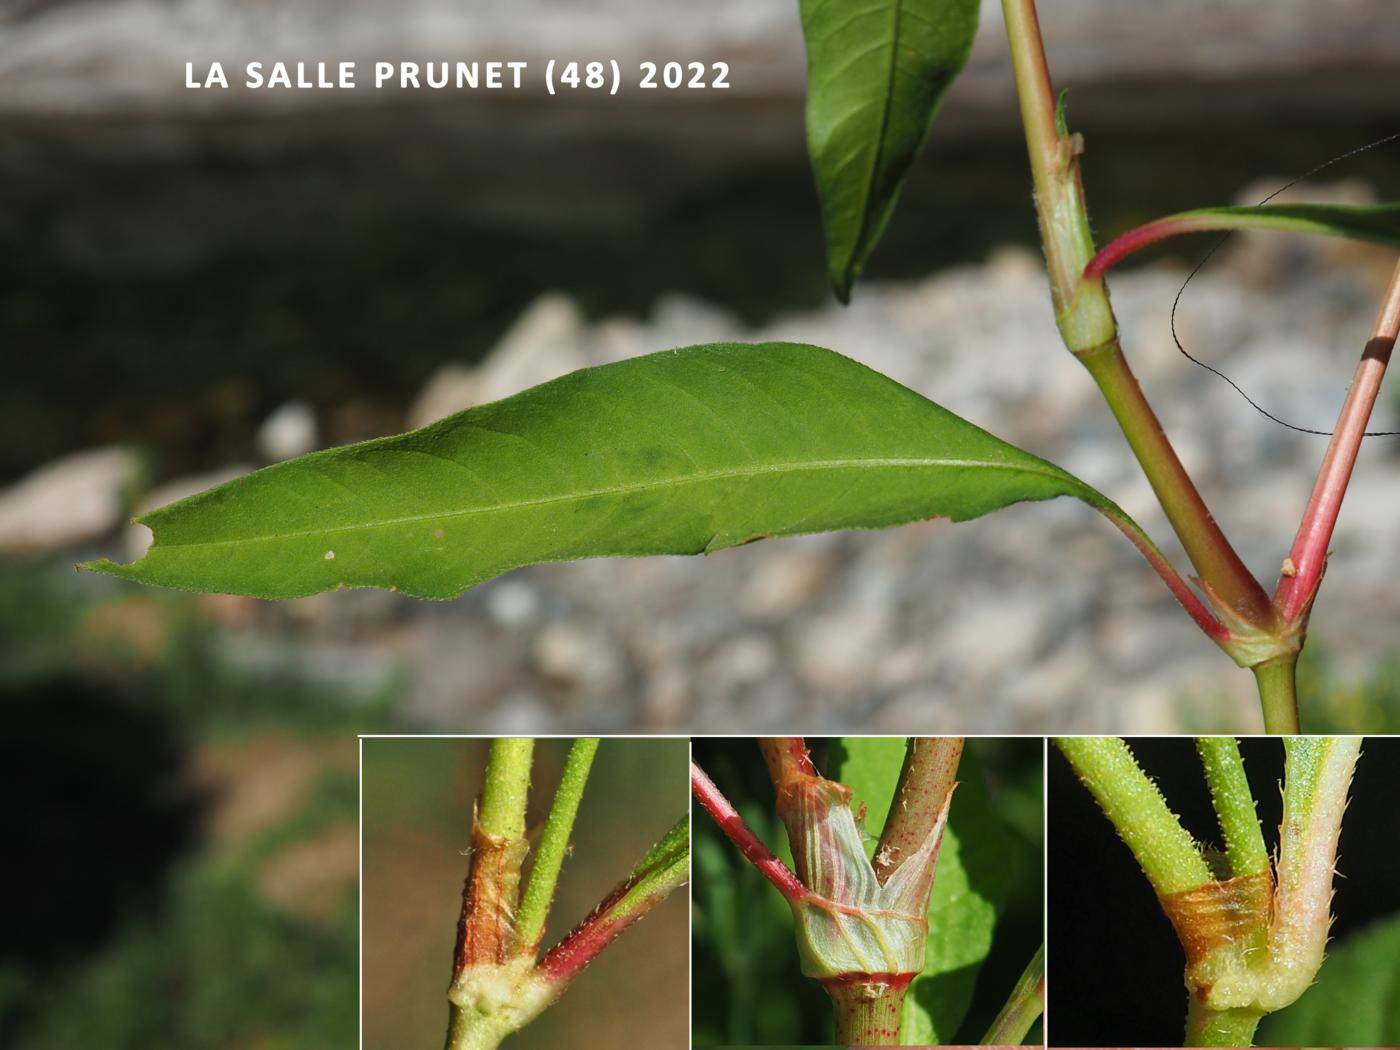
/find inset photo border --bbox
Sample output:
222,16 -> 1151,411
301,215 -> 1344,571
359,736 -> 690,1050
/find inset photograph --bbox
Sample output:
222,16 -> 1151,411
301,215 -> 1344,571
1049,736 -> 1400,1048
360,736 -> 689,1050
691,736 -> 1044,1047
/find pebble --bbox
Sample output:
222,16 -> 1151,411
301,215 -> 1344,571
406,363 -> 477,430
256,400 -> 318,461
480,692 -> 556,735
485,579 -> 543,630
472,292 -> 588,405
0,446 -> 141,553
532,622 -> 627,694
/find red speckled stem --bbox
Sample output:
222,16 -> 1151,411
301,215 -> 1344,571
874,738 -> 962,884
691,760 -> 807,903
823,972 -> 914,1045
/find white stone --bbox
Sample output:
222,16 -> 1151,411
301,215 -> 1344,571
738,541 -> 838,619
408,293 -> 588,428
473,292 -> 589,405
256,400 -> 318,461
533,622 -> 626,693
796,609 -> 890,693
406,363 -> 477,430
0,446 -> 141,553
709,635 -> 778,687
485,579 -> 542,629
483,692 -> 555,735
941,599 -> 1046,674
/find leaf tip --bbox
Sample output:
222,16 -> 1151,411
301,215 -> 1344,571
77,557 -> 127,578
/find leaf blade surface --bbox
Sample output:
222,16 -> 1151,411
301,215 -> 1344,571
800,0 -> 981,299
86,342 -> 1134,600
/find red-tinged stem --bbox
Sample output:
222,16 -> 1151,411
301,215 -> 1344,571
535,881 -> 641,987
1275,257 -> 1400,625
759,737 -> 816,786
1084,214 -> 1221,280
874,738 -> 962,884
1098,511 -> 1231,641
535,814 -> 687,988
691,760 -> 807,903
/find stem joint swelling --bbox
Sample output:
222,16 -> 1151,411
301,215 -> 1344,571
1002,0 -> 1296,710
445,740 -> 688,1050
694,739 -> 982,1046
1056,736 -> 1361,1047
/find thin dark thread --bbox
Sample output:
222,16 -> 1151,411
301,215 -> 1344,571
1170,131 -> 1400,437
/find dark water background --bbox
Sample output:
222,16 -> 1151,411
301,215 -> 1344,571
4,96 -> 1398,483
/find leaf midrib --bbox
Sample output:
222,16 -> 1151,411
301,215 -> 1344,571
850,0 -> 905,268
149,454 -> 1077,550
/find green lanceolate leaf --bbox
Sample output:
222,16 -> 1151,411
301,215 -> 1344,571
84,342 -> 1152,601
1255,910 -> 1400,1048
799,0 -> 981,301
1087,201 -> 1400,277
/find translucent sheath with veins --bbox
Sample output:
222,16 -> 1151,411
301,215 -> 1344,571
694,742 -> 955,1045
776,768 -> 949,982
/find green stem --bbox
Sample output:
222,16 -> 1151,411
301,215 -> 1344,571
1194,738 -> 1268,877
446,739 -> 538,1050
1185,1000 -> 1263,1048
1000,0 -> 1107,335
1055,737 -> 1211,895
1079,344 -> 1275,628
1001,0 -> 1273,629
517,738 -> 599,951
444,1002 -> 471,1050
444,1003 -> 509,1050
1253,657 -> 1301,735
981,944 -> 1045,1045
453,740 -> 536,975
479,738 -> 534,839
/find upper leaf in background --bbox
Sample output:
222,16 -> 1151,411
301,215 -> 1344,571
1085,201 -> 1400,278
83,342 -> 1149,602
1255,910 -> 1400,1048
800,0 -> 981,301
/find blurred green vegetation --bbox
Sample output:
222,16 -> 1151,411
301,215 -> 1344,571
1182,638 -> 1400,733
0,556 -> 387,1049
1294,642 -> 1400,733
691,738 -> 1043,1048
